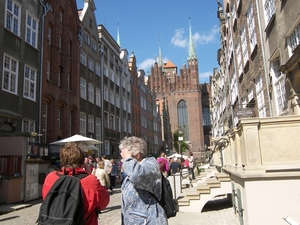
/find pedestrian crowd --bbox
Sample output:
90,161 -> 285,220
39,136 -> 196,225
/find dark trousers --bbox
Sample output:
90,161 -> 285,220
109,175 -> 116,191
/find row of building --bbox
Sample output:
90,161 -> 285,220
211,0 -> 300,137
0,0 -> 211,159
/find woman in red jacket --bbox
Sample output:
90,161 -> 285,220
42,145 -> 109,225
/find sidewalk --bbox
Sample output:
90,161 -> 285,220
0,188 -> 240,225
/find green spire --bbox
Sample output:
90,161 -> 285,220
188,17 -> 197,60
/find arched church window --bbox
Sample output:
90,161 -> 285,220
177,100 -> 189,140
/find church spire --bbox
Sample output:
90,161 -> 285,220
158,35 -> 164,70
117,20 -> 121,47
187,17 -> 197,60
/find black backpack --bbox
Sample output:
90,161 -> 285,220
152,174 -> 178,218
36,171 -> 88,225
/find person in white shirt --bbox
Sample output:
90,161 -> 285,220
92,161 -> 110,189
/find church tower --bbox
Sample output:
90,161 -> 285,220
149,18 -> 205,156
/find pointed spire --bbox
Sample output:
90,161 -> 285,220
187,17 -> 198,61
117,20 -> 121,47
158,35 -> 164,70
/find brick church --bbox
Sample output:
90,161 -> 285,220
148,19 -> 211,158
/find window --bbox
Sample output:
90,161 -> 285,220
5,0 -> 20,35
110,90 -> 114,105
103,65 -> 108,77
80,78 -> 86,100
95,118 -> 101,140
57,107 -> 61,129
2,54 -> 18,94
255,75 -> 266,117
80,112 -> 86,136
88,115 -> 94,133
123,119 -> 127,132
95,88 -> 100,106
236,42 -> 243,76
23,120 -> 35,132
247,4 -> 257,52
84,31 -> 90,45
177,100 -> 189,140
263,0 -> 275,25
104,140 -> 110,155
104,111 -> 109,127
116,117 -> 120,131
128,120 -> 131,134
127,100 -> 131,113
95,62 -> 100,76
88,57 -> 94,71
26,13 -> 38,48
91,38 -> 97,51
23,65 -> 36,101
288,23 -> 300,52
59,12 -> 62,23
123,97 -> 126,110
110,114 -> 115,130
202,106 -> 211,126
88,83 -> 94,103
104,86 -> 109,101
241,25 -> 248,65
80,50 -> 87,66
47,26 -> 52,45
116,94 -> 120,107
46,61 -> 50,80
271,58 -> 286,114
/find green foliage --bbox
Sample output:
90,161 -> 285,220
173,129 -> 187,153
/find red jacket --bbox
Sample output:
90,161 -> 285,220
42,168 -> 109,225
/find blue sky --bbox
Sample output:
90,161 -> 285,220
76,0 -> 221,84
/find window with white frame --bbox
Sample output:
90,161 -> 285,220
2,54 -> 18,94
241,25 -> 249,65
23,119 -> 35,132
110,69 -> 114,81
115,74 -> 120,86
230,70 -> 238,105
110,90 -> 114,105
115,117 -> 120,131
263,0 -> 275,25
247,3 -> 257,52
80,50 -> 87,66
26,13 -> 38,48
88,115 -> 94,133
88,57 -> 94,71
84,31 -> 90,45
46,60 -> 50,80
247,87 -> 254,101
80,112 -> 86,136
104,86 -> 109,101
23,65 -> 36,101
95,88 -> 100,106
123,97 -> 126,110
288,22 -> 300,52
95,118 -> 101,140
91,38 -> 97,51
110,114 -> 115,130
104,65 -> 108,77
127,100 -> 131,113
271,58 -> 286,114
236,42 -> 243,76
123,119 -> 127,132
104,140 -> 110,155
88,83 -> 94,103
80,78 -> 86,100
95,62 -> 100,76
116,94 -> 120,107
104,111 -> 109,127
5,0 -> 21,36
255,75 -> 266,117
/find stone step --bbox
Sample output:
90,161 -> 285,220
206,177 -> 221,188
177,196 -> 190,206
215,173 -> 231,182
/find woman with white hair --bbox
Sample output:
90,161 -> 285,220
119,136 -> 168,225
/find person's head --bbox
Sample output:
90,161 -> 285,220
98,161 -> 105,169
88,156 -> 93,163
189,152 -> 193,156
110,159 -> 115,164
119,136 -> 147,161
160,152 -> 165,158
60,145 -> 85,168
101,155 -> 107,160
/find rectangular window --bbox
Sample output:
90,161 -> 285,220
95,62 -> 100,76
23,65 -> 36,101
23,120 -> 35,132
80,78 -> 86,100
2,54 -> 18,94
255,75 -> 266,117
116,94 -> 120,107
288,23 -> 300,52
80,50 -> 87,66
26,13 -> 38,48
104,86 -> 109,101
116,117 -> 120,131
91,38 -> 97,51
88,115 -> 94,133
5,0 -> 20,36
123,119 -> 127,132
241,25 -> 248,65
110,90 -> 114,105
236,42 -> 243,76
88,58 -> 94,71
110,114 -> 115,130
104,140 -> 110,155
80,112 -> 86,136
272,58 -> 286,114
88,83 -> 94,103
104,111 -> 109,128
247,4 -> 257,52
264,0 -> 275,25
95,88 -> 101,106
95,118 -> 101,140
84,31 -> 90,45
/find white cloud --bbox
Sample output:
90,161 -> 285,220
171,25 -> 219,48
138,58 -> 155,73
171,28 -> 188,48
199,71 -> 211,83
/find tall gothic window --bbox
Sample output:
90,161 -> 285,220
202,106 -> 211,125
177,100 -> 189,140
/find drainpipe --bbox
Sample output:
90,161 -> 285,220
255,0 -> 273,116
38,0 -> 51,143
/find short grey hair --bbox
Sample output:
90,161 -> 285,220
119,136 -> 147,157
